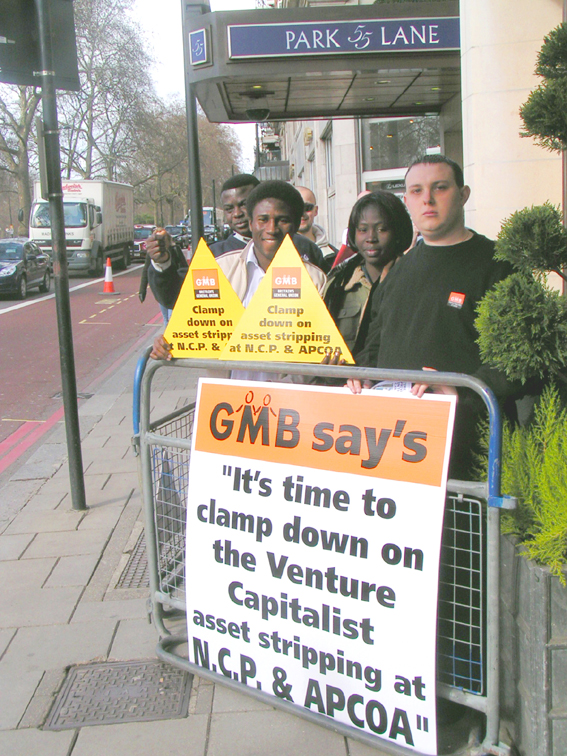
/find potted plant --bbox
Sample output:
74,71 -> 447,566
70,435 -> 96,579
474,22 -> 567,756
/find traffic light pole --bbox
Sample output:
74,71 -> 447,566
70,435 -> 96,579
35,0 -> 86,511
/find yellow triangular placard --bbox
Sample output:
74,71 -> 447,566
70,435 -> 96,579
164,238 -> 244,358
220,236 -> 353,363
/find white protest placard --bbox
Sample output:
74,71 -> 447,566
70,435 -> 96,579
185,379 -> 456,754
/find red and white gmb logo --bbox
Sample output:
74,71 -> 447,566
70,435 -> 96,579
447,291 -> 465,309
192,268 -> 220,299
272,266 -> 301,299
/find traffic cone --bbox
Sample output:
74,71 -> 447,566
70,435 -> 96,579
100,257 -> 120,295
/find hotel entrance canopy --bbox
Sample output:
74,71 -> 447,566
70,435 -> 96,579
184,1 -> 460,123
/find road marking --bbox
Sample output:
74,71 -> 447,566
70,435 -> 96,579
79,321 -> 111,325
2,418 -> 46,423
0,422 -> 42,457
0,308 -> 163,476
0,409 -> 65,474
0,264 -> 143,315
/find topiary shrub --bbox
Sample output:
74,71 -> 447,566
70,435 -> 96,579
521,22 -> 567,151
475,21 -> 567,578
521,78 -> 567,151
476,202 -> 567,387
494,202 -> 567,279
535,22 -> 567,79
476,272 -> 567,384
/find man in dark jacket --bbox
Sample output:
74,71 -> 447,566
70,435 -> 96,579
348,154 -> 516,478
209,174 -> 260,256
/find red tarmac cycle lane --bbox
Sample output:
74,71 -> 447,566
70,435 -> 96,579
0,265 -> 163,461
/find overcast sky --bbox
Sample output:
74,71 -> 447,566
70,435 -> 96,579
133,0 -> 257,170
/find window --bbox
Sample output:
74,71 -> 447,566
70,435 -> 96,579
0,242 -> 23,261
321,123 -> 336,245
30,202 -> 88,229
361,116 -> 441,172
30,203 -> 51,228
63,203 -> 88,228
323,126 -> 335,189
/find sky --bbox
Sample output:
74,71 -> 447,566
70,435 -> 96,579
133,0 -> 258,171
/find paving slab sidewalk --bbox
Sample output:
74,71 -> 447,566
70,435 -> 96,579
0,336 -> 409,756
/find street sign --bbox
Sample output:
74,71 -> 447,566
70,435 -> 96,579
228,17 -> 460,60
0,0 -> 80,90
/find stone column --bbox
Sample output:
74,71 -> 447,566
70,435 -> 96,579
460,0 -> 562,238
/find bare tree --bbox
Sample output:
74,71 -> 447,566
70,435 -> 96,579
125,99 -> 243,224
0,85 -> 41,234
198,116 -> 243,207
58,0 -> 155,180
0,0 -> 152,233
0,0 -> 242,235
124,100 -> 189,224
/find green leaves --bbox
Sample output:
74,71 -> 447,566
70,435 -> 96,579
476,204 -> 567,385
476,273 -> 567,383
536,23 -> 567,79
495,203 -> 567,275
478,386 -> 567,582
521,79 -> 567,152
479,23 -> 567,580
521,22 -> 567,152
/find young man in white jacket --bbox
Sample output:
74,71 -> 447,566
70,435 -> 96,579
150,181 -> 325,362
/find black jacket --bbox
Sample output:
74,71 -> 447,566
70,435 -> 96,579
356,233 -> 517,478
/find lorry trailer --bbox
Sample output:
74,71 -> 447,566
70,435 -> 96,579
29,180 -> 134,275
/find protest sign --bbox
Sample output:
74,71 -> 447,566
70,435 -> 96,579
164,239 -> 244,358
185,379 -> 456,754
220,236 -> 353,363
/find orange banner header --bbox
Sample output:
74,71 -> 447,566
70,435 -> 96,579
194,381 -> 454,487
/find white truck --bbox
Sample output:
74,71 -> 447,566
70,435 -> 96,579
29,180 -> 134,276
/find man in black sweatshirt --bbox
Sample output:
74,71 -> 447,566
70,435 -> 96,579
348,154 -> 514,478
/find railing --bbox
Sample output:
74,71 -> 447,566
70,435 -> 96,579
133,352 -> 513,756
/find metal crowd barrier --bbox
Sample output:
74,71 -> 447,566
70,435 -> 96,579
132,349 -> 513,756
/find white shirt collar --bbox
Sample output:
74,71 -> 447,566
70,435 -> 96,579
242,244 -> 266,309
234,231 -> 250,244
246,244 -> 263,269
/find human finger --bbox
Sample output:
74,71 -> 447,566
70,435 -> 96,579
150,334 -> 173,361
346,378 -> 363,394
147,230 -> 172,263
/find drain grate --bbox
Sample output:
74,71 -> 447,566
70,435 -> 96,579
45,660 -> 192,729
52,391 -> 94,400
116,531 -> 149,589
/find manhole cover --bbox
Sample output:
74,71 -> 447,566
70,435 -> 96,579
44,661 -> 192,729
116,531 -> 149,589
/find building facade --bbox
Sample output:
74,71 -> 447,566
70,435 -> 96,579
267,0 -> 563,250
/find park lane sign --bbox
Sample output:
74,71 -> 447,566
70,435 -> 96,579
227,17 -> 460,59
185,379 -> 456,753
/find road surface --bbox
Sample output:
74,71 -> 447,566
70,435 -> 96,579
0,264 -> 165,475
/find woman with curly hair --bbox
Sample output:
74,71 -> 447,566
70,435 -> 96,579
324,191 -> 414,355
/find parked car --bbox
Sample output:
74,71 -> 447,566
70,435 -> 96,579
132,224 -> 155,261
165,225 -> 190,249
0,237 -> 52,299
